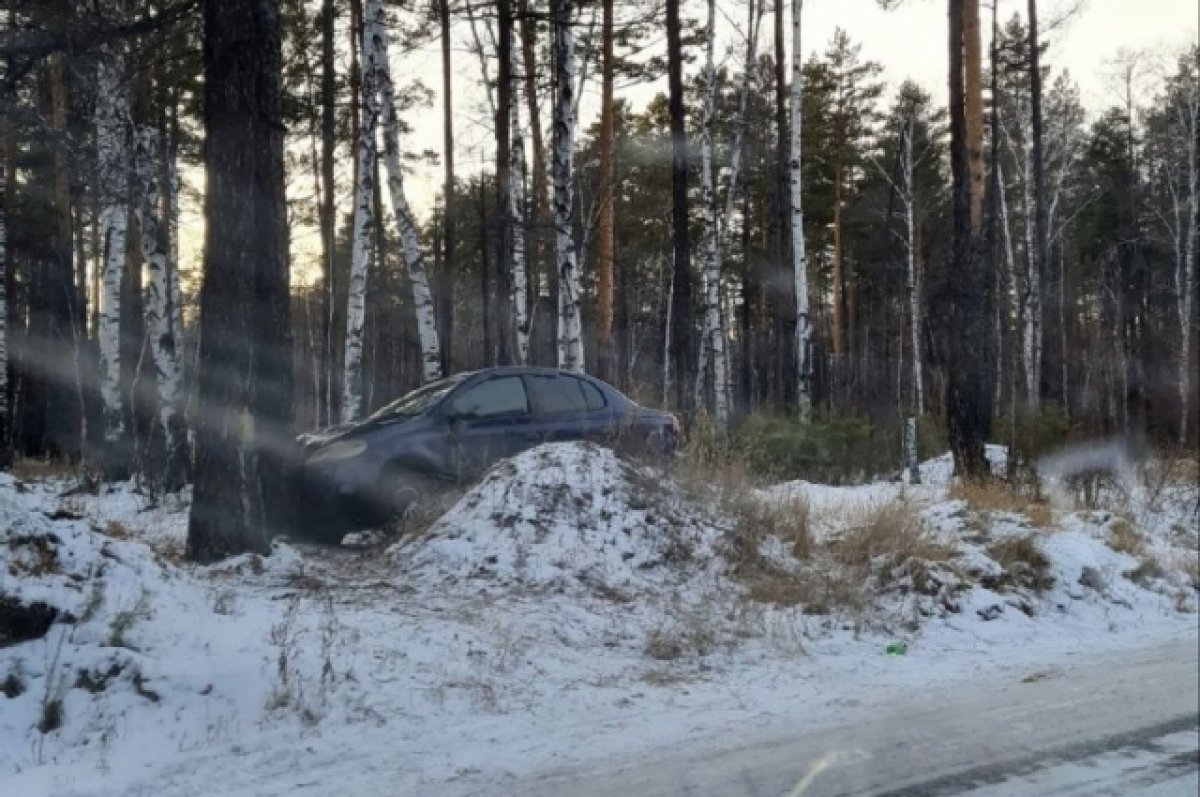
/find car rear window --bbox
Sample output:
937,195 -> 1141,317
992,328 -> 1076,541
448,376 -> 528,418
526,374 -> 588,415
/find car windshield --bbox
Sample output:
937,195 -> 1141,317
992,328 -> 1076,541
367,375 -> 464,420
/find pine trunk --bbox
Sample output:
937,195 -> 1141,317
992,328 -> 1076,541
0,142 -> 7,465
790,0 -> 812,421
595,0 -> 616,380
552,0 -> 585,372
188,0 -> 292,562
439,0 -> 456,373
319,0 -> 336,427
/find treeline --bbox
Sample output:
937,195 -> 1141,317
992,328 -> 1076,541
0,1 -> 1196,557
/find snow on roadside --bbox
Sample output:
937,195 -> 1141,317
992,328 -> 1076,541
1,442 -> 1196,797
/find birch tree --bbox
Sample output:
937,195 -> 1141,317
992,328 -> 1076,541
552,0 -> 585,372
133,125 -> 185,486
94,52 -> 132,466
364,0 -> 443,383
341,7 -> 380,423
790,0 -> 812,421
509,40 -> 531,365
696,0 -> 727,427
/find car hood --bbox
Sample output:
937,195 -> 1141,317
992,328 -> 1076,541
296,414 -> 422,451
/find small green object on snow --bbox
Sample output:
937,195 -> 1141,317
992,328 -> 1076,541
885,642 -> 907,656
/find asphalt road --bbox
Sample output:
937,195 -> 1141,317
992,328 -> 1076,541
514,638 -> 1200,797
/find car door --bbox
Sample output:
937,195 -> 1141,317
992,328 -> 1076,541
523,374 -> 619,445
443,375 -> 535,479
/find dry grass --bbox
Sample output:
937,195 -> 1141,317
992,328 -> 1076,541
950,478 -> 1053,528
9,457 -> 78,482
987,534 -> 1054,593
1106,517 -> 1145,557
1123,555 -> 1166,587
829,500 -> 956,570
725,492 -> 812,567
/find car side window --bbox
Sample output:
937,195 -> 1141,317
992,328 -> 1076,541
578,379 -> 607,410
526,375 -> 588,415
447,376 -> 528,419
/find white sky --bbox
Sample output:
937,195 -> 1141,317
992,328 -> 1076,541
179,0 -> 1199,283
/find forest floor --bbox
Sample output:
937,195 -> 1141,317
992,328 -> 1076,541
1,441 -> 1197,796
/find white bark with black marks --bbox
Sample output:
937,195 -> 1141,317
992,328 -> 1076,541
341,10 -> 380,424
95,54 -> 131,445
133,126 -> 184,480
696,0 -> 728,428
552,0 -> 584,372
509,40 -> 530,365
0,149 -> 7,446
790,0 -> 811,421
365,0 -> 443,384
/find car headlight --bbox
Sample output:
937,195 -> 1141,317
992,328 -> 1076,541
308,440 -> 367,464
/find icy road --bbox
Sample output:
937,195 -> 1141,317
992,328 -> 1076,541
514,637 -> 1199,797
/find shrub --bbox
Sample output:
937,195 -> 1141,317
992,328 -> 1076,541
987,534 -> 1054,593
829,500 -> 956,571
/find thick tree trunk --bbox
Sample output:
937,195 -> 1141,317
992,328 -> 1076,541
946,0 -> 990,478
133,125 -> 186,489
552,0 -> 584,372
666,0 -> 693,409
439,0 -> 455,373
790,0 -> 812,421
366,0 -> 443,383
188,0 -> 292,562
0,142 -> 7,465
340,6 -> 379,423
95,53 -> 131,468
594,0 -> 615,380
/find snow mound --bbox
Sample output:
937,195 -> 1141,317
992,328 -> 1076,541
391,442 -> 724,600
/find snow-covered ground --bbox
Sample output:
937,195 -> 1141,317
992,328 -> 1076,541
1,442 -> 1196,796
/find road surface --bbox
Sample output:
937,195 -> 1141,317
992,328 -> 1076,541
514,638 -> 1199,797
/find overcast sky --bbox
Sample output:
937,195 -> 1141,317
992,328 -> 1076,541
180,0 -> 1199,283
391,0 -> 1198,218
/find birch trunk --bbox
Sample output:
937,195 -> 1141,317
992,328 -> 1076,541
95,54 -> 131,454
552,0 -> 585,372
696,0 -> 729,428
509,41 -> 530,365
902,109 -> 924,423
790,0 -> 812,421
341,12 -> 380,423
133,126 -> 185,486
365,0 -> 443,383
1179,86 -> 1198,444
1015,114 -> 1041,411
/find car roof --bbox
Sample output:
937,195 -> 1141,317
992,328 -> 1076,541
468,366 -> 601,379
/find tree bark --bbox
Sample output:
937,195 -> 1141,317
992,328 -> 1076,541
791,0 -> 812,422
946,0 -> 990,478
94,51 -> 131,469
666,0 -> 693,409
341,3 -> 379,423
319,0 -> 336,427
188,0 -> 292,562
696,0 -> 727,428
551,0 -> 584,372
509,33 -> 530,365
594,0 -> 615,381
963,0 -> 984,236
366,0 -> 444,383
439,0 -> 455,374
133,124 -> 185,488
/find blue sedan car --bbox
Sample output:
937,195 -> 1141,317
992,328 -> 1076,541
294,366 -> 682,538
